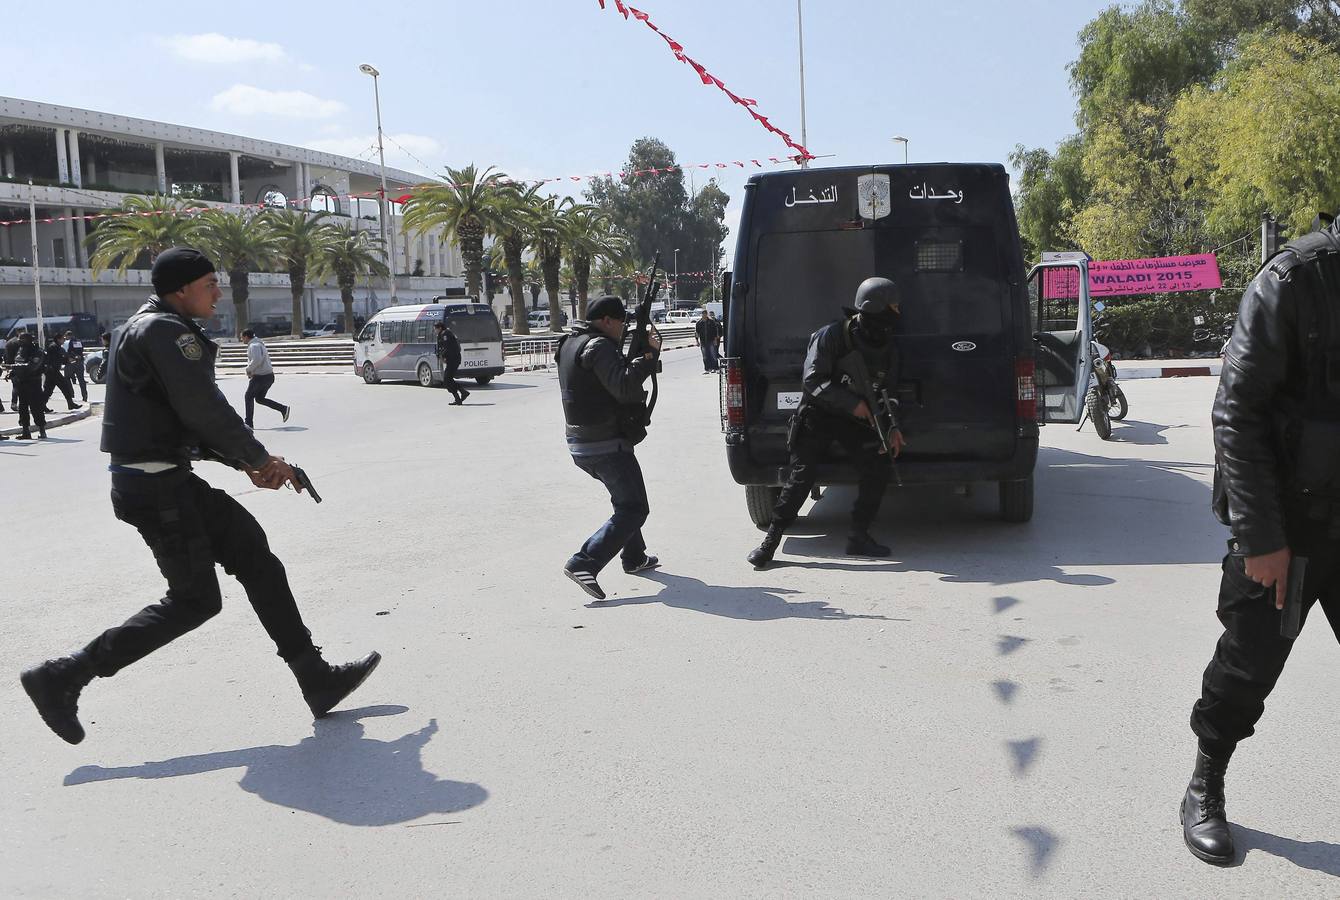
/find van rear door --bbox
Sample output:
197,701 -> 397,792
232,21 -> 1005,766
1027,261 -> 1091,424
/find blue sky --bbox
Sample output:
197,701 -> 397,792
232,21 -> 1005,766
9,0 -> 1113,254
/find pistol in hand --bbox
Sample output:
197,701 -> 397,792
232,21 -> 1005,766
289,465 -> 322,503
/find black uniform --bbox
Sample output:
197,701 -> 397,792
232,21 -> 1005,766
41,334 -> 78,409
7,337 -> 48,437
64,337 -> 88,401
1181,218 -> 1340,864
435,324 -> 468,403
20,288 -> 380,745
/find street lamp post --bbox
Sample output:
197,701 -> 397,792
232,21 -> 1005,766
891,136 -> 909,165
673,248 -> 680,305
359,63 -> 397,303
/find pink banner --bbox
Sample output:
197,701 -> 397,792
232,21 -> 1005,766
1042,253 -> 1223,300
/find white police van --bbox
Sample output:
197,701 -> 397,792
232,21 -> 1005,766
354,302 -> 505,386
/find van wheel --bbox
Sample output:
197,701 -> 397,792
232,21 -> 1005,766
474,375 -> 493,385
745,485 -> 780,529
361,362 -> 380,385
999,475 -> 1034,523
417,362 -> 435,387
1086,386 -> 1112,440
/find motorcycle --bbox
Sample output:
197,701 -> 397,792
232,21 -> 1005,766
1083,338 -> 1128,440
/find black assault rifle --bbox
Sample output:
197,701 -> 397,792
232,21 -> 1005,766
872,385 -> 904,488
624,252 -> 664,422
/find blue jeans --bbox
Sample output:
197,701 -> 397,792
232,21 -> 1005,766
699,342 -> 720,371
569,450 -> 649,574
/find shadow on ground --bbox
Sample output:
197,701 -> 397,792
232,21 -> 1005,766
589,571 -> 901,622
1234,826 -> 1340,876
63,705 -> 487,826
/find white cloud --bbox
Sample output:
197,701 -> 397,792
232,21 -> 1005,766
163,33 -> 289,65
210,85 -> 346,120
305,133 -> 445,174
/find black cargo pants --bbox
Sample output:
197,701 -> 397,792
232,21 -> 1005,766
80,469 -> 314,677
14,378 -> 46,433
1190,534 -> 1340,756
770,406 -> 891,533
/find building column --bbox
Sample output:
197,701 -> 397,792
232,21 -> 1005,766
86,154 -> 96,185
56,128 -> 70,184
3,145 -> 14,178
68,130 -> 82,187
63,208 -> 76,268
229,152 -> 241,204
74,208 -> 88,268
154,142 -> 167,193
293,162 -> 304,203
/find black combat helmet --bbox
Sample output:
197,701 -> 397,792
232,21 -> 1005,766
851,276 -> 901,344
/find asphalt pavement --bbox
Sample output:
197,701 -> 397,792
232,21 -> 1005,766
1,356 -> 1336,898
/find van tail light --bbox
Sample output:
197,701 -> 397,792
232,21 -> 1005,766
725,360 -> 745,430
1015,358 -> 1036,422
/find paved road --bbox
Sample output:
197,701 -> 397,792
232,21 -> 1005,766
2,356 -> 1337,898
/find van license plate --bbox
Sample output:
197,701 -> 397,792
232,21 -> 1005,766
777,392 -> 802,410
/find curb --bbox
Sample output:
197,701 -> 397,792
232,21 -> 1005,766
0,403 -> 96,437
1118,363 -> 1221,380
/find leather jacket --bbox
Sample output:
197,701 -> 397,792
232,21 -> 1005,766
800,317 -> 901,429
557,323 -> 654,448
101,296 -> 268,469
1212,222 -> 1340,555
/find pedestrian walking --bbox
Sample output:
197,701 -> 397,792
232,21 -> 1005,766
19,247 -> 380,745
747,277 -> 906,569
1180,213 -> 1340,865
434,320 -> 470,404
556,295 -> 663,600
695,307 -> 722,373
63,330 -> 88,402
242,328 -> 290,428
5,331 -> 48,439
41,330 -> 80,412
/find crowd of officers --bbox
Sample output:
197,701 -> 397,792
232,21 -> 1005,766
1,328 -> 86,440
15,209 -> 1340,869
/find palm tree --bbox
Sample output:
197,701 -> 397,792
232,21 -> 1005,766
267,209 -> 338,337
87,194 -> 207,276
481,183 -> 534,336
525,192 -> 578,333
193,209 -> 283,339
563,207 -> 630,320
401,164 -> 504,300
312,230 -> 389,336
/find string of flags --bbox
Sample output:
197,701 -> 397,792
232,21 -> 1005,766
595,0 -> 813,163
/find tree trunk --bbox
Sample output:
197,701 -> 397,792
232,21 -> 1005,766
543,251 -> 563,332
341,286 -> 355,338
289,262 -> 305,337
505,235 -> 529,336
459,221 -> 484,299
575,253 -> 591,320
230,267 -> 250,340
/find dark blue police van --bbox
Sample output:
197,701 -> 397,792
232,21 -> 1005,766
721,163 -> 1091,527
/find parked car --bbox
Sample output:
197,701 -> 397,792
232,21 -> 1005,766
303,323 -> 340,338
664,309 -> 698,325
527,310 -> 567,330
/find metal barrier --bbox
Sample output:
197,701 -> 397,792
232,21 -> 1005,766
517,339 -> 559,371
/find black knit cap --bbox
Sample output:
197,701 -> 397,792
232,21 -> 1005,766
152,247 -> 216,297
586,296 -> 627,322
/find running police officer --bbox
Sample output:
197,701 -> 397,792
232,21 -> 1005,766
434,319 -> 469,405
41,329 -> 80,412
747,276 -> 906,569
1181,214 -> 1340,864
5,331 -> 48,439
64,330 -> 88,403
557,295 -> 662,600
20,247 -> 380,745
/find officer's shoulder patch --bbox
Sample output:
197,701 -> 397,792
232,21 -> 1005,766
175,333 -> 203,361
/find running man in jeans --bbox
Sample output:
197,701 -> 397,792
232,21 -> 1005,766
242,329 -> 289,428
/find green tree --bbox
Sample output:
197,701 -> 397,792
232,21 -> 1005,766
87,194 -> 206,275
402,164 -> 504,299
1008,139 -> 1090,261
525,191 -> 576,332
311,230 -> 389,336
481,184 -> 533,336
1169,31 -> 1340,239
267,209 -> 338,337
563,207 -> 630,320
193,210 -> 283,339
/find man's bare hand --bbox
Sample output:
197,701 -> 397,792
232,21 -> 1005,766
853,400 -> 875,423
647,328 -> 663,352
247,455 -> 300,492
890,429 -> 907,458
1244,547 -> 1292,609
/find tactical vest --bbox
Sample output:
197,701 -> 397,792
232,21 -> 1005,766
557,332 -> 622,429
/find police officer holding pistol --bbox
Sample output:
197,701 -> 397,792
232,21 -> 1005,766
748,276 -> 906,569
1181,214 -> 1340,864
20,247 -> 380,745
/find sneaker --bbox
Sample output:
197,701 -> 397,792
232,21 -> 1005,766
563,565 -> 606,600
281,405 -> 291,423
623,554 -> 660,575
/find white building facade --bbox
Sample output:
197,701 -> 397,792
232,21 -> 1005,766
0,96 -> 464,334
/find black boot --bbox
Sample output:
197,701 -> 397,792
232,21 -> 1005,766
20,653 -> 94,744
846,529 -> 891,557
747,527 -> 784,569
287,647 -> 382,718
1181,748 -> 1235,865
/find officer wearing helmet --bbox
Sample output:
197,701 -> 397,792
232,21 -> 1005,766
747,276 -> 906,568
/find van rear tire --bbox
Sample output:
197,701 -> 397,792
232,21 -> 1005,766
999,475 -> 1034,523
474,375 -> 493,385
745,485 -> 780,529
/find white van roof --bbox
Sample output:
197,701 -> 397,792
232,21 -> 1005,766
368,302 -> 492,321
